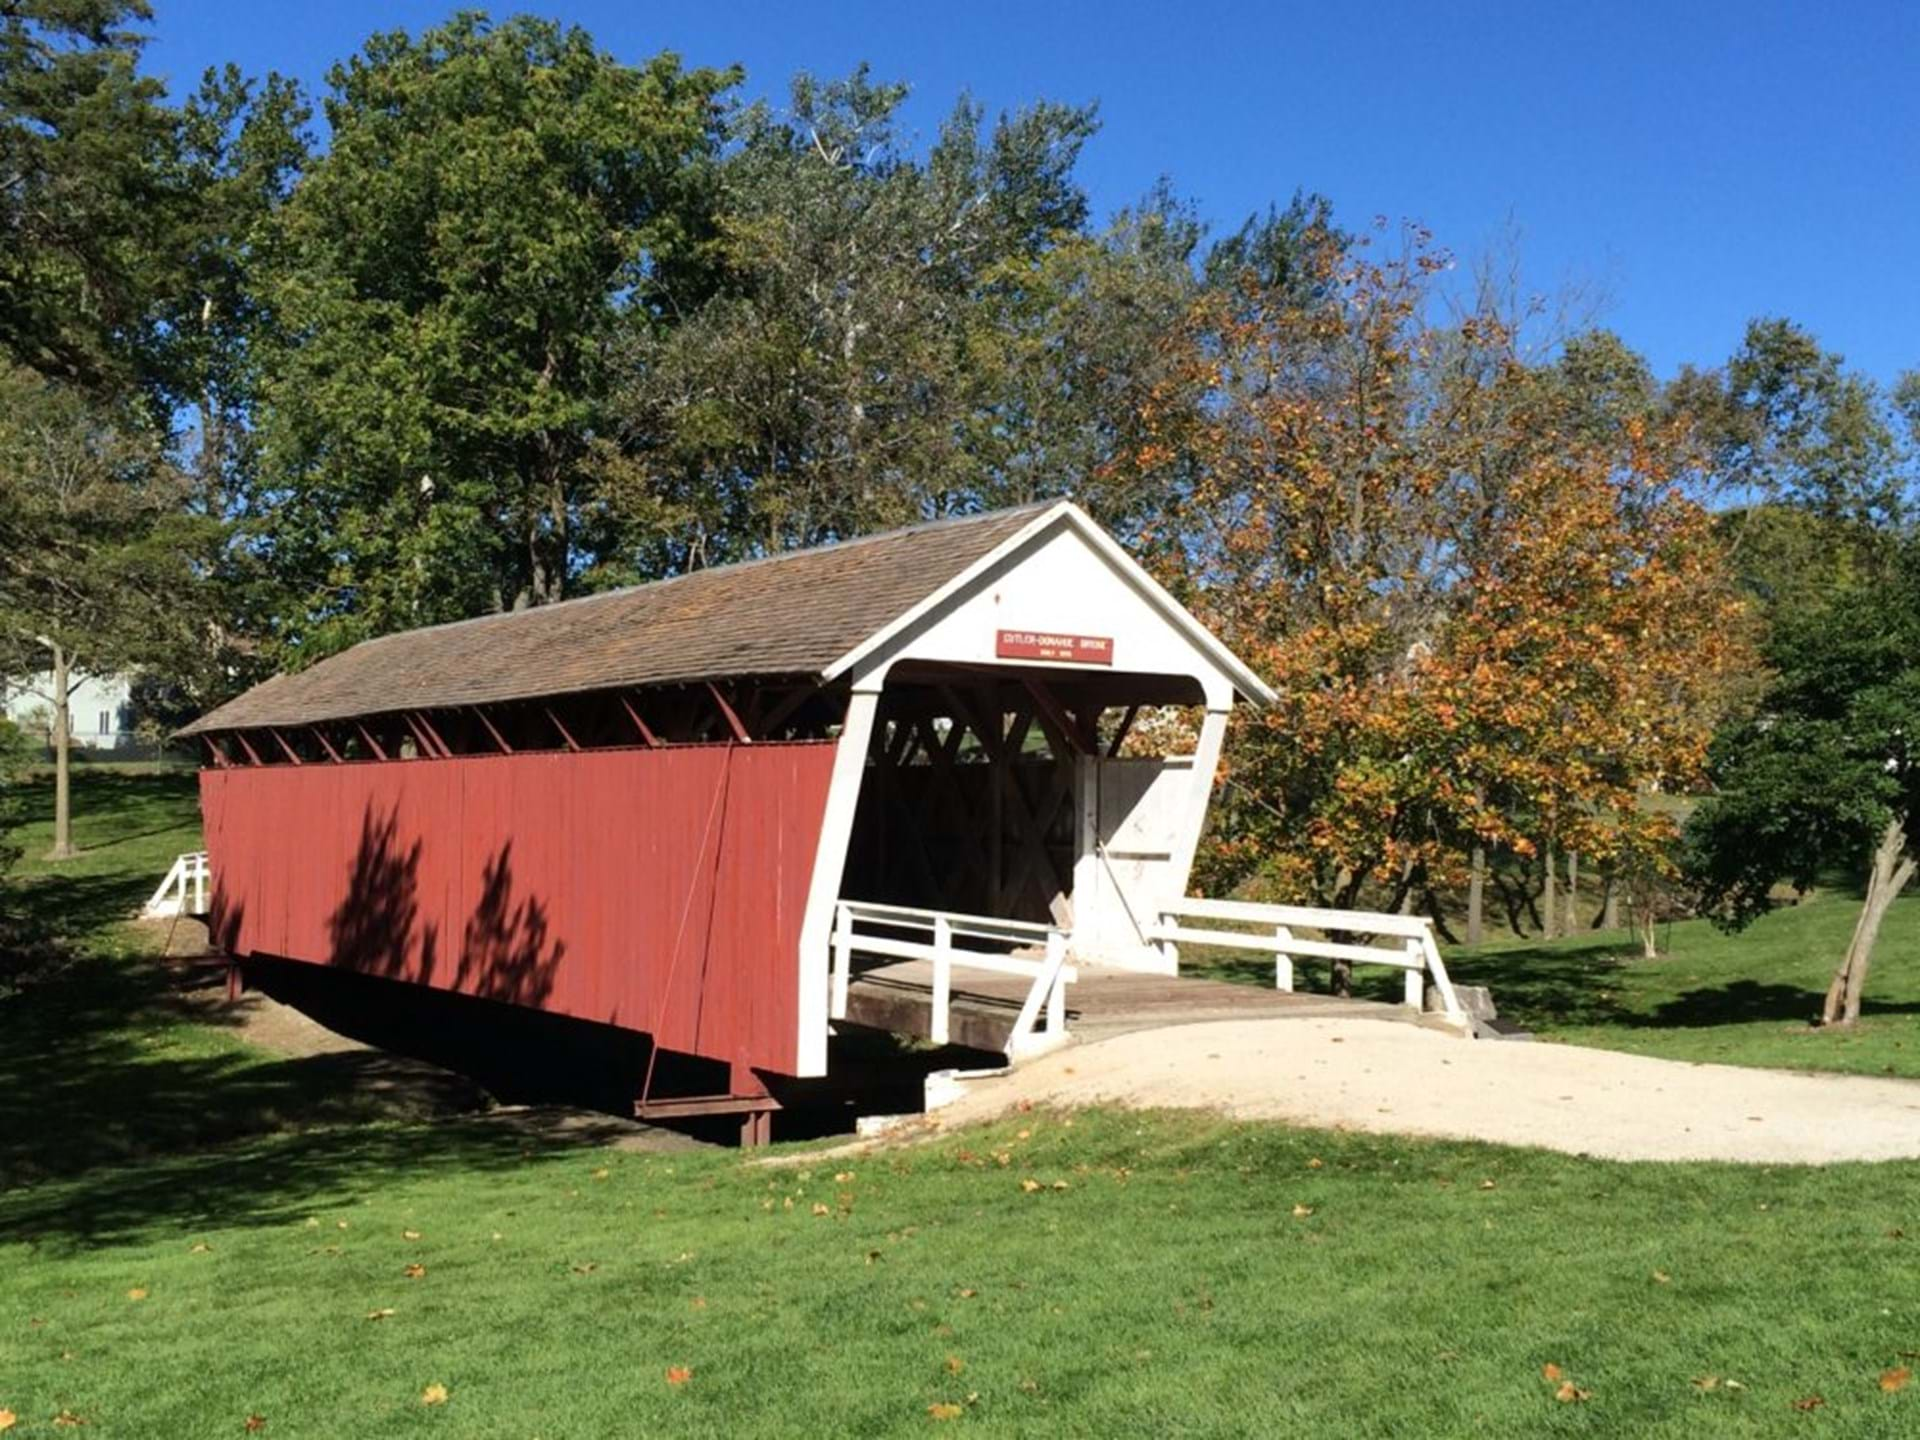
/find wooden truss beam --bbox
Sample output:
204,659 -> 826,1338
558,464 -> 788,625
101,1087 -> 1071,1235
468,706 -> 512,754
619,693 -> 661,748
544,705 -> 580,752
354,721 -> 388,762
706,682 -> 752,744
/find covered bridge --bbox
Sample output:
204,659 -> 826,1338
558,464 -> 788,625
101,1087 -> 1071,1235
181,500 -> 1280,1134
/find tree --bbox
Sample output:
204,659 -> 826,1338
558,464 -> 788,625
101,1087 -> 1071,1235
598,68 -> 1190,575
1125,222 -> 1747,983
0,367 -> 208,858
0,0 -> 181,396
1685,547 -> 1920,1025
248,14 -> 738,659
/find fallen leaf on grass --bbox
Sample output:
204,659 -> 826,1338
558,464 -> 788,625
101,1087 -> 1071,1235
52,1410 -> 85,1427
1542,1363 -> 1564,1382
811,1203 -> 832,1217
421,1384 -> 448,1406
1291,1204 -> 1314,1218
366,1308 -> 395,1322
689,1296 -> 708,1310
244,1416 -> 267,1433
0,1410 -> 15,1431
189,1243 -> 212,1254
402,1264 -> 426,1280
1478,1179 -> 1497,1191
945,1355 -> 965,1375
1306,1157 -> 1323,1170
126,1288 -> 148,1301
957,1288 -> 978,1299
401,1229 -> 421,1241
665,1366 -> 692,1386
570,1264 -> 597,1275
835,1171 -> 855,1183
1651,1270 -> 1671,1284
1692,1376 -> 1719,1391
1555,1381 -> 1591,1403
1790,1395 -> 1824,1412
927,1403 -> 963,1421
1882,1367 -> 1912,1394
1020,1179 -> 1041,1193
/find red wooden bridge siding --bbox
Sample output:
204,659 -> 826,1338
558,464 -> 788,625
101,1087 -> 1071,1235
200,742 -> 837,1077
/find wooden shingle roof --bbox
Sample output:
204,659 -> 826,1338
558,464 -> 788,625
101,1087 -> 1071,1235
181,503 -> 1054,735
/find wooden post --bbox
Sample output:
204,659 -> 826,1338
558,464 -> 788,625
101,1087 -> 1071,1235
830,903 -> 852,1020
1274,925 -> 1295,992
1044,928 -> 1068,1039
1403,938 -> 1424,1009
930,914 -> 952,1046
793,685 -> 882,1078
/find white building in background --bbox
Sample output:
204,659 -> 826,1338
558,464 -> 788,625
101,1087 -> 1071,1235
1,671 -> 136,750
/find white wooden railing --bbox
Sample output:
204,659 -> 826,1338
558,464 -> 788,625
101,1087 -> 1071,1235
142,851 -> 211,920
830,899 -> 1077,1058
1148,897 -> 1466,1023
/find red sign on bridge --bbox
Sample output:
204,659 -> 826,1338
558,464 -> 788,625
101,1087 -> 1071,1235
995,629 -> 1114,665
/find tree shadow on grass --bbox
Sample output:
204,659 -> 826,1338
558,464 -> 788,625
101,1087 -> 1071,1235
1447,936 -> 1920,1032
0,1113 -> 555,1251
10,768 -> 196,830
12,869 -> 167,948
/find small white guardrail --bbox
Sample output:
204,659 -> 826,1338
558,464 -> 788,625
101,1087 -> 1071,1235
830,899 -> 1076,1059
142,851 -> 211,920
1148,897 -> 1466,1023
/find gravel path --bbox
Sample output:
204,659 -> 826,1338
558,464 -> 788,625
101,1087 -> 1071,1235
930,1018 -> 1920,1164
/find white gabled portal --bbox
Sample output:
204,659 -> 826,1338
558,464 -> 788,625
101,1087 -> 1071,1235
797,503 -> 1274,1068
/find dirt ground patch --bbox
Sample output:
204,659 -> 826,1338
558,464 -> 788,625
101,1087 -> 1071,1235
920,1017 -> 1920,1164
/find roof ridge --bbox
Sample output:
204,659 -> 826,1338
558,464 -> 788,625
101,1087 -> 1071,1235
353,499 -> 1065,651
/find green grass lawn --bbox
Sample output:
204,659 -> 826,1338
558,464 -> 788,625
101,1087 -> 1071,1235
1440,894 -> 1920,1079
7,1105 -> 1920,1437
6,771 -> 1920,1435
7,765 -> 203,955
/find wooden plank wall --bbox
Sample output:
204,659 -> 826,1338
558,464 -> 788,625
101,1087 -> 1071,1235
200,742 -> 837,1078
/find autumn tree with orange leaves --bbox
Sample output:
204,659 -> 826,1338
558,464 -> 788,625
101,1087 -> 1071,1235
1125,222 -> 1748,981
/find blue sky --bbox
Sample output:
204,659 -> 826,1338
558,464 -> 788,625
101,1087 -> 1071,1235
145,1 -> 1919,382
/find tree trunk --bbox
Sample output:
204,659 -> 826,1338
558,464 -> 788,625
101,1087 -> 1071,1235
1542,841 -> 1558,940
1821,817 -> 1915,1026
1602,873 -> 1620,932
47,642 -> 75,861
1466,843 -> 1485,946
1565,850 -> 1580,935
